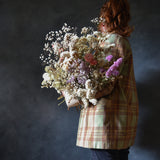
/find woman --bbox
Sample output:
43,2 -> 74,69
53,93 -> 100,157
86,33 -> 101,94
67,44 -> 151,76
76,0 -> 139,160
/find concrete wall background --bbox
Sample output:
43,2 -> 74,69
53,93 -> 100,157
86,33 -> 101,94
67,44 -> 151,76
0,0 -> 160,159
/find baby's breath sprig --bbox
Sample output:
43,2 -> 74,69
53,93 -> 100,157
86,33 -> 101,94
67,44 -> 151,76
39,23 -> 77,66
91,17 -> 106,25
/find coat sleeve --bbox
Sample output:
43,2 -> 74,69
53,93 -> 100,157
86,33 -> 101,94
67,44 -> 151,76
96,36 -> 131,99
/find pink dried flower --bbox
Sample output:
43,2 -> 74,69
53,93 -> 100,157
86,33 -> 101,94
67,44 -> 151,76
90,59 -> 97,65
84,53 -> 97,65
84,53 -> 94,62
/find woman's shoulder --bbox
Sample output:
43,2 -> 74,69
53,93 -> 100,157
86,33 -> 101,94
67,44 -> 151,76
105,32 -> 132,58
105,32 -> 124,43
111,33 -> 131,48
104,32 -> 131,51
107,31 -> 128,40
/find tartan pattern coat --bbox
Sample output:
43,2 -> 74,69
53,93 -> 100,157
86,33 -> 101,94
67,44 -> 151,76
76,33 -> 139,149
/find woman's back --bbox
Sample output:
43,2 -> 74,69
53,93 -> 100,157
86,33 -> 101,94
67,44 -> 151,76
76,33 -> 139,149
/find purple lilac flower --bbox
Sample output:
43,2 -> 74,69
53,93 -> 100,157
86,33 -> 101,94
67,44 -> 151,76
105,55 -> 113,62
105,58 -> 123,78
110,64 -> 117,71
78,61 -> 85,70
114,58 -> 123,67
70,63 -> 75,68
77,76 -> 87,85
105,69 -> 112,78
68,61 -> 77,73
78,61 -> 90,73
112,69 -> 119,76
66,75 -> 75,84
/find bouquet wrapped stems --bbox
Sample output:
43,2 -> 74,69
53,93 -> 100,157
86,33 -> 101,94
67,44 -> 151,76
57,91 -> 83,110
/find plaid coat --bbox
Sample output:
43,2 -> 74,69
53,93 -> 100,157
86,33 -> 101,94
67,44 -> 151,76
76,33 -> 139,150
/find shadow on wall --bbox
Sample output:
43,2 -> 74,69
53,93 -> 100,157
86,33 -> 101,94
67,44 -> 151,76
136,68 -> 160,156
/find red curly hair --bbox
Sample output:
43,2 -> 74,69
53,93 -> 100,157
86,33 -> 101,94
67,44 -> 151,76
98,0 -> 134,37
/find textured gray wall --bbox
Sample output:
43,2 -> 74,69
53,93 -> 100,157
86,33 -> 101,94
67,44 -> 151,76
0,0 -> 160,159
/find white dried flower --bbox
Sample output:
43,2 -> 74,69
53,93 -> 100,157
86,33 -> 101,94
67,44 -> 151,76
89,99 -> 97,105
77,88 -> 86,97
86,34 -> 92,41
60,51 -> 70,58
81,27 -> 89,34
81,97 -> 89,108
91,17 -> 106,25
42,73 -> 50,81
85,79 -> 92,89
44,43 -> 49,48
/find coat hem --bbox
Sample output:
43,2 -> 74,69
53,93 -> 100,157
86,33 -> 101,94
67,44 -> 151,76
76,140 -> 133,150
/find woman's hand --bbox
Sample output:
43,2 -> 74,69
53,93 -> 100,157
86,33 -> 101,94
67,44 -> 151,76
61,91 -> 64,96
61,91 -> 83,108
95,90 -> 104,99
